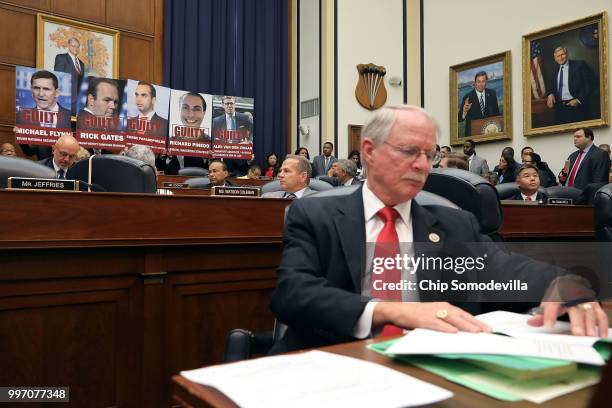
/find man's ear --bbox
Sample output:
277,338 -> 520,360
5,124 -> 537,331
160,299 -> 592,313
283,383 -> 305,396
86,94 -> 94,109
361,138 -> 375,165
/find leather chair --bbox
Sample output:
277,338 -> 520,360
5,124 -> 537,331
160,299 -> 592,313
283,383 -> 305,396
178,167 -> 208,177
594,184 -> 612,241
261,178 -> 333,194
0,155 -> 56,188
544,186 -> 583,202
184,177 -> 211,189
317,176 -> 340,186
67,155 -> 157,193
423,168 -> 502,238
222,187 -> 458,362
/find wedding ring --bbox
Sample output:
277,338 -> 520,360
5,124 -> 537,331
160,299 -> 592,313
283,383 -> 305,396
578,303 -> 593,311
436,309 -> 448,319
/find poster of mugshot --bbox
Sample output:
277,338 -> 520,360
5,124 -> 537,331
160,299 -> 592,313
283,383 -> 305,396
75,76 -> 127,151
449,51 -> 512,146
124,79 -> 170,153
211,95 -> 254,159
168,89 -> 213,157
522,12 -> 609,136
37,14 -> 119,116
14,66 -> 73,146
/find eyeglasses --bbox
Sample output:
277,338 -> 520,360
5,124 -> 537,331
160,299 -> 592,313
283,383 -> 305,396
57,150 -> 77,160
383,142 -> 436,162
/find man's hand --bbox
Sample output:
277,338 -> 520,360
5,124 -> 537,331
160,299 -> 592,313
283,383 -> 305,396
462,99 -> 472,115
373,302 -> 491,334
527,301 -> 609,337
565,99 -> 579,107
547,94 -> 556,108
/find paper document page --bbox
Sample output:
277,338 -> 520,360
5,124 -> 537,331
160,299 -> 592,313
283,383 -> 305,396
181,350 -> 453,408
385,329 -> 605,365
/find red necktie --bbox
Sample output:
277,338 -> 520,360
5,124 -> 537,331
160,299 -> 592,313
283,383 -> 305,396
567,151 -> 584,187
371,206 -> 403,337
525,196 -> 532,201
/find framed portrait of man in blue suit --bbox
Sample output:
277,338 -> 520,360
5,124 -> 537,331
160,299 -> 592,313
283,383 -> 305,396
36,13 -> 119,117
450,51 -> 512,147
522,12 -> 609,136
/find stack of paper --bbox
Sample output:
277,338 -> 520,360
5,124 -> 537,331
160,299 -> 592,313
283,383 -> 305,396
181,350 -> 453,408
368,311 -> 612,403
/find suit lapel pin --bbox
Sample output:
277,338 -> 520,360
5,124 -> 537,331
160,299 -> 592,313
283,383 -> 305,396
428,233 -> 440,243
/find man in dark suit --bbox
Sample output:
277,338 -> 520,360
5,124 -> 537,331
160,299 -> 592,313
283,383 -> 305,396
212,96 -> 253,144
331,159 -> 360,186
559,127 -> 610,191
130,81 -> 168,138
208,160 -> 237,187
38,134 -> 80,179
312,142 -> 337,177
458,71 -> 500,137
76,77 -> 120,132
270,105 -> 607,353
53,37 -> 85,114
510,164 -> 548,202
546,46 -> 596,124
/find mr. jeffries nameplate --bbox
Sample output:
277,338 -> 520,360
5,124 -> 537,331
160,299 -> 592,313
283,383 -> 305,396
8,177 -> 79,191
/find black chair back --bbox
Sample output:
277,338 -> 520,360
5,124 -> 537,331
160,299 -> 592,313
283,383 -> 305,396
424,168 -> 502,236
594,184 -> 612,241
67,155 -> 157,193
261,178 -> 333,194
185,177 -> 211,189
0,156 -> 56,188
544,186 -> 583,201
178,167 -> 208,177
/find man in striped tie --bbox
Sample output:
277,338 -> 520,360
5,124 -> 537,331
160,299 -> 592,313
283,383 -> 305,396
53,37 -> 85,114
457,71 -> 500,137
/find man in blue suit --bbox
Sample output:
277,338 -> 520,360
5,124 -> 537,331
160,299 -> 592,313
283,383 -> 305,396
458,71 -> 500,137
546,46 -> 596,124
54,37 -> 85,114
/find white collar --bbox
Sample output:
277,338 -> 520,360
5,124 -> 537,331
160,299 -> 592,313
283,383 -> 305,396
139,110 -> 155,120
362,180 -> 412,226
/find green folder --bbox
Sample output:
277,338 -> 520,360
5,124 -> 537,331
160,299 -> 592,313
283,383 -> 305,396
367,338 -> 604,402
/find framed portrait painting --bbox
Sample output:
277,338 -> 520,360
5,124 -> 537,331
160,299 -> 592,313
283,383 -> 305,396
522,12 -> 609,136
36,13 -> 119,116
450,51 -> 512,146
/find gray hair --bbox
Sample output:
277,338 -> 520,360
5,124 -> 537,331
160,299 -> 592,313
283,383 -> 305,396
553,46 -> 568,55
335,158 -> 357,178
361,105 -> 440,146
284,154 -> 312,182
126,145 -> 156,168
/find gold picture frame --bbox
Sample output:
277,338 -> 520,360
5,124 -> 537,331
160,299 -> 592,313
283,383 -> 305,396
450,51 -> 512,146
522,12 -> 609,137
36,13 -> 119,115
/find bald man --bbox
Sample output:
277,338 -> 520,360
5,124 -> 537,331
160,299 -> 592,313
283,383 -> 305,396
39,135 -> 80,179
1,143 -> 16,156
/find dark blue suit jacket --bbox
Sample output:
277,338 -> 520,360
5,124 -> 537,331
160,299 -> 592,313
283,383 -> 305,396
270,185 -> 553,352
563,145 -> 610,191
458,88 -> 500,136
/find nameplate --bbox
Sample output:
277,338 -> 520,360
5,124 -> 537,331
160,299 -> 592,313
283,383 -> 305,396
547,198 -> 573,205
8,177 -> 79,191
212,186 -> 261,197
162,182 -> 190,189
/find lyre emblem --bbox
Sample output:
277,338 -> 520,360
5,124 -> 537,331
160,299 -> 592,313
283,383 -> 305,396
355,63 -> 387,110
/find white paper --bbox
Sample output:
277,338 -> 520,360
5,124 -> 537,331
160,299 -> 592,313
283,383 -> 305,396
476,310 -> 612,347
181,350 -> 453,408
385,329 -> 605,366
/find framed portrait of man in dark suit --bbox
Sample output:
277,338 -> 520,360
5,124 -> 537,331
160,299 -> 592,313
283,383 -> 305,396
450,51 -> 512,147
36,13 -> 119,117
522,12 -> 609,136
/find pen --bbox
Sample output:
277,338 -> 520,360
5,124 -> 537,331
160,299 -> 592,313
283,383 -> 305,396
527,297 -> 596,315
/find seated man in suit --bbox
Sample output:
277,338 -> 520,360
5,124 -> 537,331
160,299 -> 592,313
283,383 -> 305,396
328,159 -> 360,187
0,143 -> 16,157
39,134 -> 80,179
208,160 -> 236,188
270,105 -> 607,353
510,164 -> 548,202
262,155 -> 315,199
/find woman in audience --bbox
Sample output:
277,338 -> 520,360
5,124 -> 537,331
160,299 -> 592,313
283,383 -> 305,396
524,152 -> 557,187
496,150 -> 518,184
294,147 -> 310,160
263,152 -> 280,178
348,149 -> 363,178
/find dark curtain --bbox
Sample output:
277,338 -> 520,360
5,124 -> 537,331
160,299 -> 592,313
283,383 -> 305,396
163,0 -> 289,165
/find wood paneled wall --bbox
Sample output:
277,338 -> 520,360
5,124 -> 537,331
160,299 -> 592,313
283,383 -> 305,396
0,0 -> 165,155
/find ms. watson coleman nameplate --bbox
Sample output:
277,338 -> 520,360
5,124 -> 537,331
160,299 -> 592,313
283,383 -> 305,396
211,186 -> 260,197
8,177 -> 79,191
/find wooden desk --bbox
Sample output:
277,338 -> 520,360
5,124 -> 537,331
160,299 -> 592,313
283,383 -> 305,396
171,338 -> 598,408
0,190 -> 288,408
500,203 -> 594,239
